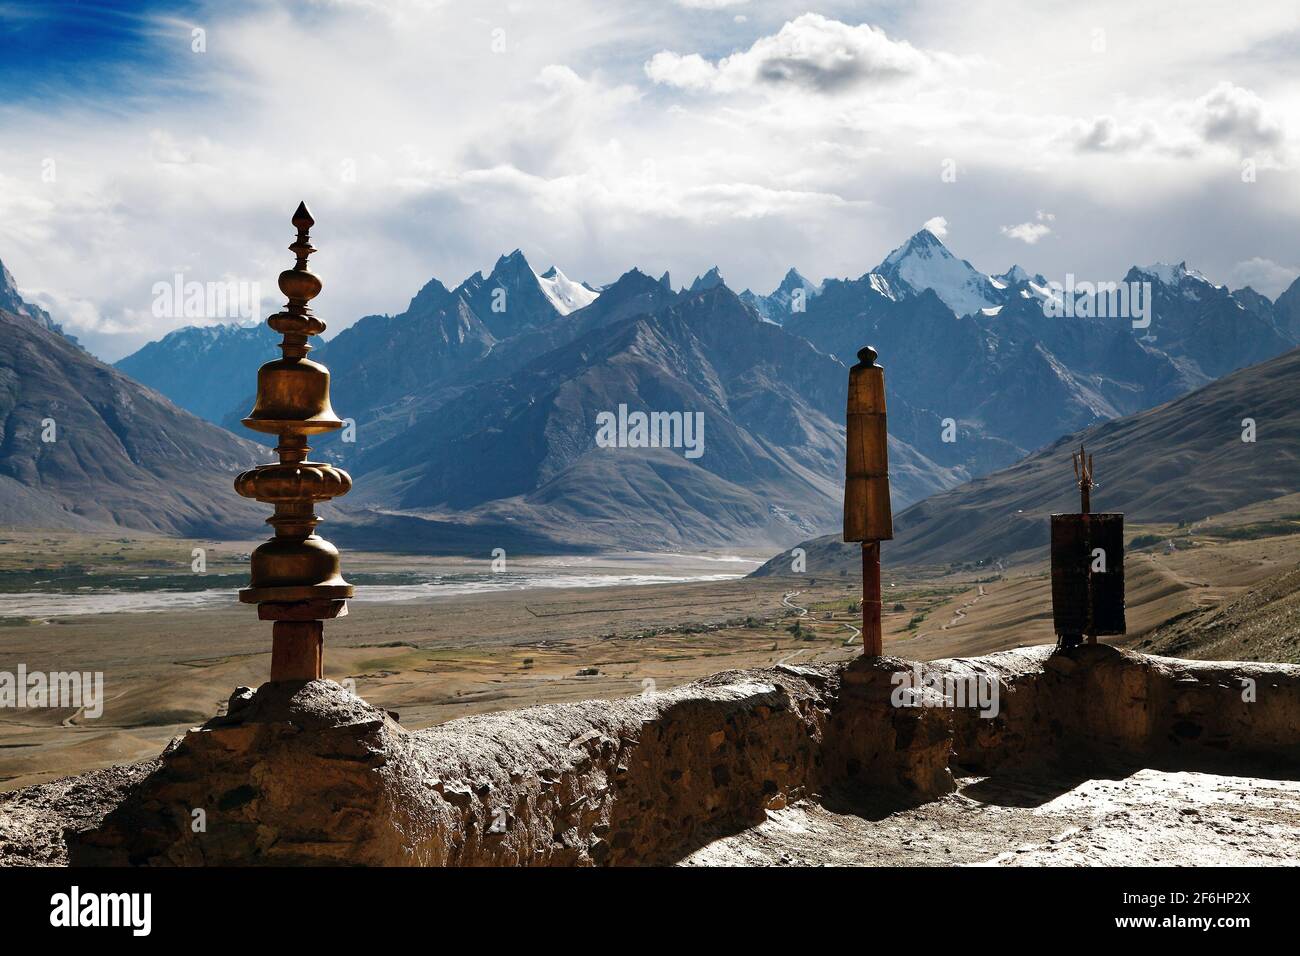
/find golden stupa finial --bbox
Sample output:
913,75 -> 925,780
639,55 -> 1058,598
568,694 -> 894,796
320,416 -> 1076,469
235,202 -> 353,682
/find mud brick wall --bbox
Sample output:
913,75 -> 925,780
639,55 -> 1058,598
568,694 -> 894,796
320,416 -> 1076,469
945,644 -> 1300,772
60,645 -> 1300,866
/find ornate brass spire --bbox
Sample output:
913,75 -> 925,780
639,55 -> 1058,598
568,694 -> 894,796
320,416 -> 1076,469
235,202 -> 353,681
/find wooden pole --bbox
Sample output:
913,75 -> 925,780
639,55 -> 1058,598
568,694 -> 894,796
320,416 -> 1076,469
862,541 -> 882,656
843,345 -> 892,658
270,621 -> 323,681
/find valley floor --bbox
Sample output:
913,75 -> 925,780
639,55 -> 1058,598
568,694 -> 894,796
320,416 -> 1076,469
4,521 -> 1300,790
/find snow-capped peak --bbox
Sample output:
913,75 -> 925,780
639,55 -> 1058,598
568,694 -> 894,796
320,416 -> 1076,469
534,266 -> 600,315
773,267 -> 821,298
1134,261 -> 1214,287
879,228 -> 948,269
871,228 -> 1000,317
995,265 -> 1031,286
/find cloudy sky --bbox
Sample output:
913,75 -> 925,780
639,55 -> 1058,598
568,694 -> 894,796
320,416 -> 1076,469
2,0 -> 1298,360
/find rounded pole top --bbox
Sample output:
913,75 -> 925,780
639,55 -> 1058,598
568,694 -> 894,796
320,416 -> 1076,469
855,345 -> 880,369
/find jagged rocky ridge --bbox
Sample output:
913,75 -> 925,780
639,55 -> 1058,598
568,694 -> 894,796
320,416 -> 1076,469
9,231 -> 1296,551
0,259 -> 78,345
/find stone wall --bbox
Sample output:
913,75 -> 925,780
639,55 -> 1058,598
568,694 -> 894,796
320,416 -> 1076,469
69,669 -> 846,866
52,644 -> 1300,866
943,645 -> 1300,773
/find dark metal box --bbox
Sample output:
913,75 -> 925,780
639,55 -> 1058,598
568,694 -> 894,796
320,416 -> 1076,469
1050,512 -> 1126,637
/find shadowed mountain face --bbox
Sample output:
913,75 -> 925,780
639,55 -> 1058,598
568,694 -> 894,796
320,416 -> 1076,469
1276,276 -> 1300,340
460,267 -> 677,388
309,267 -> 678,456
0,309 -> 266,536
118,251 -> 570,433
115,322 -> 280,424
316,279 -> 497,424
343,286 -> 958,551
456,250 -> 563,339
754,343 -> 1300,575
1122,263 -> 1293,379
739,268 -> 820,325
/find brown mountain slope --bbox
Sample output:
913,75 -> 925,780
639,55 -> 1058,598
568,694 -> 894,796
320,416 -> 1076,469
0,309 -> 265,536
1137,559 -> 1300,664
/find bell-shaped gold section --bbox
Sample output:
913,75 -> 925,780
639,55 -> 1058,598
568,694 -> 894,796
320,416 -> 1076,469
242,534 -> 352,604
242,356 -> 344,436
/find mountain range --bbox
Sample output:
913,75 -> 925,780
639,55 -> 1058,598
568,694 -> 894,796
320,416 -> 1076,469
2,228 -> 1298,553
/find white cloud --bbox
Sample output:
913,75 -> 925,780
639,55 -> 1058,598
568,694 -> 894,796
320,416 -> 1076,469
1068,83 -> 1288,162
645,14 -> 964,95
1071,115 -> 1168,154
1229,257 -> 1298,298
1191,81 -> 1285,157
921,216 -> 948,239
1001,208 -> 1054,243
645,52 -> 718,91
26,288 -> 114,334
1001,222 -> 1051,244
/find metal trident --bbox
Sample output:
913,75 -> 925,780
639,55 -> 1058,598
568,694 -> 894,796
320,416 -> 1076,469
1072,444 -> 1094,515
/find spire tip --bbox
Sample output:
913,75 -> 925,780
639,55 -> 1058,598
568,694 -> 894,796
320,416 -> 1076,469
292,201 -> 314,230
